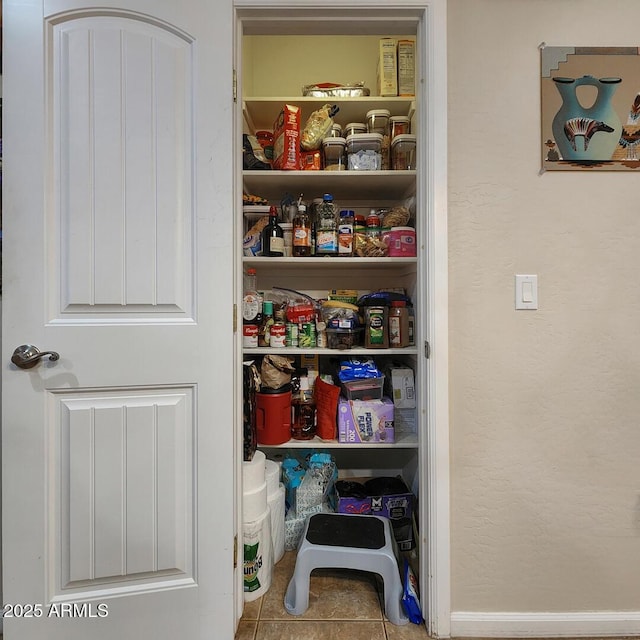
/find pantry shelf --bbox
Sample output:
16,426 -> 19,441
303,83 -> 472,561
257,432 -> 419,450
243,347 -> 418,357
243,96 -> 416,132
242,169 -> 416,201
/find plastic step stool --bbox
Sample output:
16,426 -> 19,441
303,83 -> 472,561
284,512 -> 409,625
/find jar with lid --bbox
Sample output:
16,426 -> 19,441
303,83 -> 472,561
338,210 -> 354,255
343,122 -> 367,137
329,123 -> 343,138
364,306 -> 389,349
388,300 -> 410,348
366,109 -> 391,169
389,116 -> 410,141
292,203 -> 312,257
315,193 -> 338,256
322,137 -> 346,171
391,134 -> 417,170
366,209 -> 382,239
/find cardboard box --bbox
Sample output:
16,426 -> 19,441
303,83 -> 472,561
394,407 -> 417,436
384,366 -> 416,409
272,104 -> 300,170
335,476 -> 414,550
338,397 -> 394,443
397,39 -> 416,97
376,38 -> 398,97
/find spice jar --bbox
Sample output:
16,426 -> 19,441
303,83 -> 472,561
389,300 -> 410,347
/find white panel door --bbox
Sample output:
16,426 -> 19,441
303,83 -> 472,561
2,1 -> 236,638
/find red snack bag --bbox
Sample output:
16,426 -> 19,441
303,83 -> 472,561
314,377 -> 341,440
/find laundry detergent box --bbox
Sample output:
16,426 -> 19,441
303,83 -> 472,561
337,397 -> 394,443
335,476 -> 415,550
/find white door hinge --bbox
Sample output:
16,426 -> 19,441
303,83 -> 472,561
233,304 -> 237,333
233,69 -> 237,103
425,340 -> 430,359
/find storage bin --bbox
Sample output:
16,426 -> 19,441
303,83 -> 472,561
343,122 -> 367,137
391,134 -> 416,170
390,116 -> 410,140
341,375 -> 385,400
345,133 -> 383,171
326,327 -> 363,349
322,137 -> 347,171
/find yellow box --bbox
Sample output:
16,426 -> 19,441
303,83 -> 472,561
376,38 -> 398,97
398,39 -> 415,97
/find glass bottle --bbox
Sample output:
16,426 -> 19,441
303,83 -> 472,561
291,372 -> 317,440
292,203 -> 312,257
338,210 -> 354,256
315,193 -> 338,256
241,268 -> 261,348
258,300 -> 274,347
261,205 -> 285,257
389,300 -> 410,348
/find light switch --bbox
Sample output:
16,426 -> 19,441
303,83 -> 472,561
515,274 -> 538,310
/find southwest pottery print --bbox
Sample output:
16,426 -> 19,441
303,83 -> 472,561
541,46 -> 640,171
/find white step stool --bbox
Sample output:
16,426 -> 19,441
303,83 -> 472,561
284,512 -> 409,625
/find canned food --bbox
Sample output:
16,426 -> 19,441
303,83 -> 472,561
243,324 -> 259,348
270,323 -> 286,347
286,323 -> 299,347
299,322 -> 317,348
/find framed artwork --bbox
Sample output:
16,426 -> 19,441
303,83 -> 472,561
541,45 -> 640,171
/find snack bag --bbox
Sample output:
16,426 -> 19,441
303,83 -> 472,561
301,104 -> 339,151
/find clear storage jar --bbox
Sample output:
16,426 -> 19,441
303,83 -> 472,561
322,137 -> 347,171
345,133 -> 383,171
391,134 -> 417,170
366,109 -> 391,170
343,122 -> 367,137
390,115 -> 410,140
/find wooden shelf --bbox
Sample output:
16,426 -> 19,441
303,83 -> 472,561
243,96 -> 416,132
242,169 -> 416,201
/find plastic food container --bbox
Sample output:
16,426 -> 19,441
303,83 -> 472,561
280,222 -> 293,256
383,226 -> 417,257
366,109 -> 391,135
390,116 -> 410,140
341,375 -> 385,400
322,136 -> 347,171
391,134 -> 417,170
326,328 -> 363,350
329,124 -> 343,137
345,133 -> 383,171
343,122 -> 367,137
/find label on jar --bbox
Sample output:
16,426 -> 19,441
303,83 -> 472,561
316,230 -> 338,254
389,316 -> 401,347
293,226 -> 311,247
242,294 -> 260,323
366,307 -> 386,346
338,223 -> 353,254
243,324 -> 259,348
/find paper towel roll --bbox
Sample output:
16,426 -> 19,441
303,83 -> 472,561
243,480 -> 267,523
243,507 -> 273,602
242,449 -> 266,491
265,459 -> 281,496
267,483 -> 286,564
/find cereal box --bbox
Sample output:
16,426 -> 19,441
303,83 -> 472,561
273,104 -> 301,170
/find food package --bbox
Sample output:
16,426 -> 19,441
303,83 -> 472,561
302,82 -> 370,98
300,149 -> 322,170
300,104 -> 339,151
273,104 -> 301,170
260,354 -> 296,390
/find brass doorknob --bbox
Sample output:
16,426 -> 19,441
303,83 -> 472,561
11,344 -> 60,369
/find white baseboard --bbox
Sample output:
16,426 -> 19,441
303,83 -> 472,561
450,611 -> 640,637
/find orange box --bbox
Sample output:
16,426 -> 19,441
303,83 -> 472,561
300,149 -> 322,170
273,104 -> 301,170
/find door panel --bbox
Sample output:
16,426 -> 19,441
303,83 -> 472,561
3,1 -> 235,638
51,12 -> 194,319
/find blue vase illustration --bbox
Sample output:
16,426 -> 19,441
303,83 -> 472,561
552,75 -> 622,162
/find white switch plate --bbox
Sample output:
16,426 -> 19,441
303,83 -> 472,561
515,274 -> 538,310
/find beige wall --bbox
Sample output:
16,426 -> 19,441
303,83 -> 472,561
449,0 -> 640,613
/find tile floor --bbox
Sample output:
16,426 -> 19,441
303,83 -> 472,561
235,550 -> 430,640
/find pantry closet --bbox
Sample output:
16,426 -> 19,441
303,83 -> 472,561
234,3 -> 449,636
